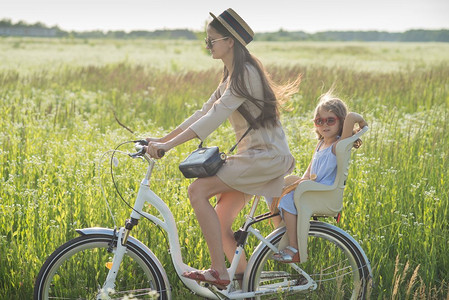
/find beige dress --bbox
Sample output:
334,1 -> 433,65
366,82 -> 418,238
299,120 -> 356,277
179,63 -> 294,197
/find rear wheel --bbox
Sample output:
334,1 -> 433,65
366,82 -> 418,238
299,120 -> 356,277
34,234 -> 169,299
245,221 -> 372,299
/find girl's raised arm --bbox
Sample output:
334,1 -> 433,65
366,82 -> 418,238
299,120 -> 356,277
340,112 -> 368,140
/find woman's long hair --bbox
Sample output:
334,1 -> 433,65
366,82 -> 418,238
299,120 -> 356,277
209,19 -> 300,129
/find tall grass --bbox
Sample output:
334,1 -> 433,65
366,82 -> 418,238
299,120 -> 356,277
0,38 -> 448,299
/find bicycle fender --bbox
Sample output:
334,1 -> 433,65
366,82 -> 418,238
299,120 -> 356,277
308,221 -> 372,277
76,227 -> 171,294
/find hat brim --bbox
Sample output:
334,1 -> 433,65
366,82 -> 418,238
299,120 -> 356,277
209,11 -> 251,46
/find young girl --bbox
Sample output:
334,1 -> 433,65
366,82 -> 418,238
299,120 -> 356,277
271,93 -> 367,263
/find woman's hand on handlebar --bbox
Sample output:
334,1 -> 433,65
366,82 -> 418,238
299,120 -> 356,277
145,128 -> 194,159
146,141 -> 168,159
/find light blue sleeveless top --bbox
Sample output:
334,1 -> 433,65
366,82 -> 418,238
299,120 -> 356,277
272,139 -> 338,216
266,139 -> 339,215
311,140 -> 338,186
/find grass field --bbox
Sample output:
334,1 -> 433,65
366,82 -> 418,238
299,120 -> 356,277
1,37 -> 448,299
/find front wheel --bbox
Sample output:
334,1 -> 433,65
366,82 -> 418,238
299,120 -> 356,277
245,221 -> 372,299
34,233 -> 169,299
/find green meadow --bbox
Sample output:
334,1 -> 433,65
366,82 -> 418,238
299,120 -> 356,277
0,37 -> 448,299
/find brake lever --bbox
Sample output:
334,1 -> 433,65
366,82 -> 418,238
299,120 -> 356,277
131,140 -> 165,158
128,151 -> 144,159
126,141 -> 147,159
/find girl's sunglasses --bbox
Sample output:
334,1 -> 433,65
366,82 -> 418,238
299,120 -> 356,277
204,36 -> 229,49
314,117 -> 340,127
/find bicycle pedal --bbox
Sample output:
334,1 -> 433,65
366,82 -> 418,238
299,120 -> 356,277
204,283 -> 229,299
202,282 -> 226,290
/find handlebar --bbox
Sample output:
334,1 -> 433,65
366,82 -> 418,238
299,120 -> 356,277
130,140 -> 165,158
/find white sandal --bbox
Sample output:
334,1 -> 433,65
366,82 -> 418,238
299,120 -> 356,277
272,246 -> 300,263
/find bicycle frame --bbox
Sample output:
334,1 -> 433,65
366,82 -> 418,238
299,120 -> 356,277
95,153 -> 317,299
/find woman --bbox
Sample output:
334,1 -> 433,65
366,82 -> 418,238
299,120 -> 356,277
146,8 -> 300,288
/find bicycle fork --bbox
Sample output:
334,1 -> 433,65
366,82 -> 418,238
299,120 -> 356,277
98,219 -> 136,299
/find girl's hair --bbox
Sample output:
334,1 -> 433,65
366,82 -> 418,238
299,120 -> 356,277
314,92 -> 362,148
209,19 -> 300,129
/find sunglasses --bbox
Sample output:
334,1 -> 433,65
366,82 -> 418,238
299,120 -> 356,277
314,116 -> 340,127
204,36 -> 229,49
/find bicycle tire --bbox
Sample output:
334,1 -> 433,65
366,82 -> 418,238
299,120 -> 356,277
34,233 -> 170,300
244,221 -> 372,299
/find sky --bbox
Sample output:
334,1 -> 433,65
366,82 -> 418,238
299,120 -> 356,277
1,0 -> 449,33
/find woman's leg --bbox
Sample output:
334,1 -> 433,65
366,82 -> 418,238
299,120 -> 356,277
187,175 -> 237,281
215,191 -> 249,275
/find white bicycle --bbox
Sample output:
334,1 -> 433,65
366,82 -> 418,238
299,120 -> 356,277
34,133 -> 372,299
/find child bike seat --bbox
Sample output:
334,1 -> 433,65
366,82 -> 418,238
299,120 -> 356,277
291,126 -> 369,263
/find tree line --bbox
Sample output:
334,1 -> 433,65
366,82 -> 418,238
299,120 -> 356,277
1,19 -> 448,42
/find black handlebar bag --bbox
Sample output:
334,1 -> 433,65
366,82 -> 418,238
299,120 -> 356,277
178,126 -> 252,179
179,145 -> 227,178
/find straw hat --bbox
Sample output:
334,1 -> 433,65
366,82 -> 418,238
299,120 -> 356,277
209,8 -> 254,46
